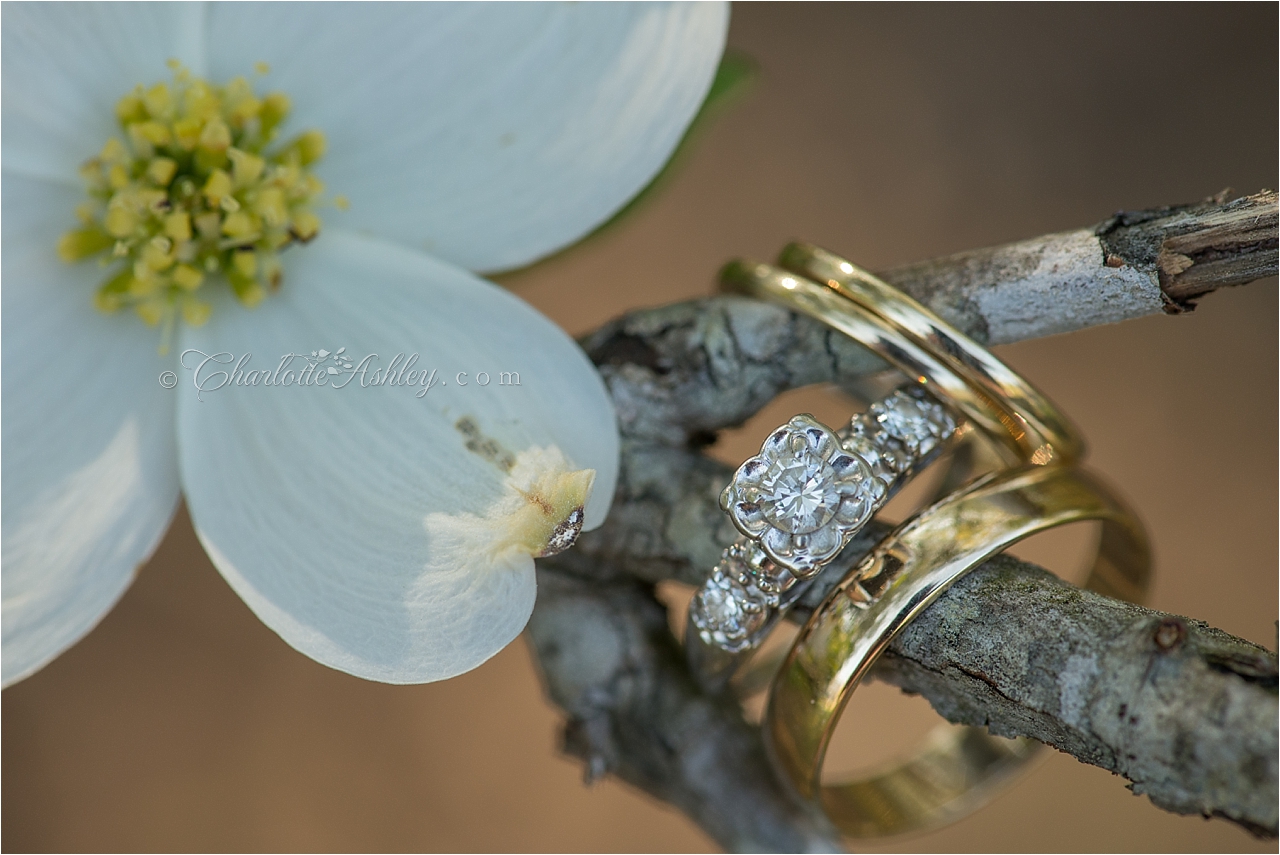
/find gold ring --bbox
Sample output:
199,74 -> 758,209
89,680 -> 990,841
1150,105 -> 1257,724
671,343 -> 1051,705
763,463 -> 1151,837
721,253 -> 1082,466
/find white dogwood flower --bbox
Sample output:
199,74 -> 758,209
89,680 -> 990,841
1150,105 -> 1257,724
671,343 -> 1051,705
2,2 -> 728,686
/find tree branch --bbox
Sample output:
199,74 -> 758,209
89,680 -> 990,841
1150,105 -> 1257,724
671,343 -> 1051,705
528,568 -> 843,853
527,192 -> 1280,851
876,189 -> 1278,342
857,557 -> 1279,839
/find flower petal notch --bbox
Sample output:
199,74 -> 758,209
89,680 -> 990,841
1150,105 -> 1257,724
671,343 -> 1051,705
177,232 -> 619,684
720,414 -> 875,576
426,446 -> 595,565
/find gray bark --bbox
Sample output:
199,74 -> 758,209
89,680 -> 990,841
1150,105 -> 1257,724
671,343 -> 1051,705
526,191 -> 1280,851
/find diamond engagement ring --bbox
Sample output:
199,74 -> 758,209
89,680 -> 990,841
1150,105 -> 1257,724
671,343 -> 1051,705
686,385 -> 958,692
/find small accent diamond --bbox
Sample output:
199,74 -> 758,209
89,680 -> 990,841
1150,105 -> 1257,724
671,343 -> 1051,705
878,395 -> 936,444
871,389 -> 953,455
842,430 -> 900,489
692,564 -> 768,648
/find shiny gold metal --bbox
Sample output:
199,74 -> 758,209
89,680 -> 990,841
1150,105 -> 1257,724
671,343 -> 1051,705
717,249 -> 1144,836
720,256 -> 1083,466
764,463 -> 1151,837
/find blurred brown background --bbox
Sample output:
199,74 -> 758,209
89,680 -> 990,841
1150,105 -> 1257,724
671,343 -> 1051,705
4,4 -> 1276,852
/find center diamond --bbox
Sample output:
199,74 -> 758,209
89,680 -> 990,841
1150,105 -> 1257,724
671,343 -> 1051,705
759,450 -> 841,534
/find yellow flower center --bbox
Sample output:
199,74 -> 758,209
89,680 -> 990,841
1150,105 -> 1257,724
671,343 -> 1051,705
59,60 -> 344,349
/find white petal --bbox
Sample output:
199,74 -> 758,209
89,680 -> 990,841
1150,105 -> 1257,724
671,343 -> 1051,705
176,230 -> 618,683
1,174 -> 181,687
1,2 -> 204,183
206,2 -> 728,272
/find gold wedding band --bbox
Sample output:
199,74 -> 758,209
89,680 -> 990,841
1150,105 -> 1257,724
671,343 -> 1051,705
721,253 -> 1082,466
764,463 -> 1151,837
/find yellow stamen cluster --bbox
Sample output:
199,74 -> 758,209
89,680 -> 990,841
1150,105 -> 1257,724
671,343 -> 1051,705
59,61 -> 342,344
